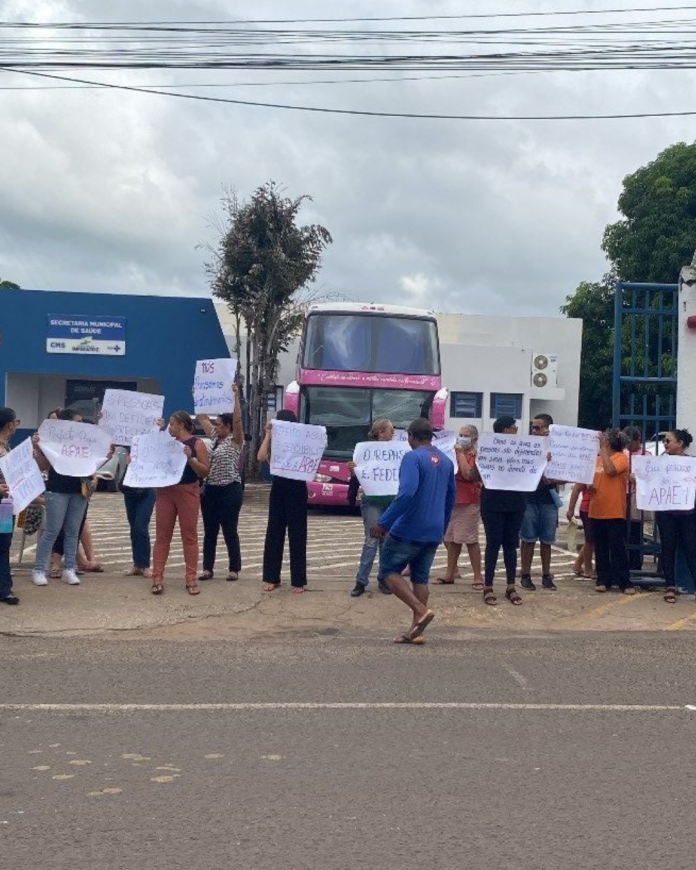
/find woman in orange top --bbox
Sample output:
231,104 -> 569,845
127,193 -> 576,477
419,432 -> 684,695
589,428 -> 634,594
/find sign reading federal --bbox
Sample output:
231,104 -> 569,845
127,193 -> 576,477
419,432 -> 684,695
46,314 -> 126,356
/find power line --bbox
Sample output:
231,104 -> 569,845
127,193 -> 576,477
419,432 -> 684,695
3,66 -> 696,122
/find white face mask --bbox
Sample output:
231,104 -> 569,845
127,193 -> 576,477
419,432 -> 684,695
458,437 -> 472,448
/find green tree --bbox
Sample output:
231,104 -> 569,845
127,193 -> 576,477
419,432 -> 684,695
560,275 -> 615,429
205,182 -> 333,476
0,277 -> 20,289
602,141 -> 696,282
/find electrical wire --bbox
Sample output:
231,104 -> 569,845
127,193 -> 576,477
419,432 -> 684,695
4,66 -> 696,122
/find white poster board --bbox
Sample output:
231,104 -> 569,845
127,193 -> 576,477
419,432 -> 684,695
38,419 -> 113,477
476,433 -> 548,492
99,389 -> 165,447
193,358 -> 237,416
123,431 -> 188,489
353,440 -> 411,496
0,438 -> 46,514
632,454 -> 696,512
434,430 -> 457,473
546,425 -> 599,485
270,421 -> 327,481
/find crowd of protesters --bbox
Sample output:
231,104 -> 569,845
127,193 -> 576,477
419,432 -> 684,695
1,401 -> 695,645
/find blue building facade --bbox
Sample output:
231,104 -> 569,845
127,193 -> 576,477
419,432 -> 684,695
0,287 -> 230,442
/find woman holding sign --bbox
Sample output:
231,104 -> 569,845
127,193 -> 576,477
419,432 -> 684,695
590,429 -> 634,595
0,407 -> 21,605
654,429 -> 696,604
150,412 -> 210,595
197,384 -> 245,582
257,410 -> 308,593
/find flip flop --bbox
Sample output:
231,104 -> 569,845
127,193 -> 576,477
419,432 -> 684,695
408,609 -> 435,640
433,578 -> 455,585
151,583 -> 164,595
472,580 -> 484,590
394,634 -> 425,645
186,583 -> 201,596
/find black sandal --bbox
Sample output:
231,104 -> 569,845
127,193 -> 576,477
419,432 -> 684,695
483,587 -> 497,606
505,586 -> 523,606
664,586 -> 677,604
151,583 -> 164,595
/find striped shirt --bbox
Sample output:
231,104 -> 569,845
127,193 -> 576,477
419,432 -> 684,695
207,436 -> 242,486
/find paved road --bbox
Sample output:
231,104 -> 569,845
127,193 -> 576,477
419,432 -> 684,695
2,632 -> 695,870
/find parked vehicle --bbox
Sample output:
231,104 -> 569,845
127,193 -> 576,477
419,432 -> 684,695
96,446 -> 128,492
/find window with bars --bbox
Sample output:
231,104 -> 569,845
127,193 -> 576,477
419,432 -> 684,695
450,391 -> 482,418
490,393 -> 523,419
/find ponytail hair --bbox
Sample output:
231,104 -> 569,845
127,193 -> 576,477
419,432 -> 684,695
671,428 -> 693,449
171,411 -> 194,433
368,418 -> 393,441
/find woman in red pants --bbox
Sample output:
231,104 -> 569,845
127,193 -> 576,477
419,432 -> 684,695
151,411 -> 209,596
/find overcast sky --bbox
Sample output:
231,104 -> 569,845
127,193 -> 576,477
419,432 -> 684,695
2,0 -> 696,316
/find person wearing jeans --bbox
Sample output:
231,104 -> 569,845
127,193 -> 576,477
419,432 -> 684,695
196,384 -> 245,582
348,418 -> 395,598
0,407 -> 21,605
151,411 -> 210,596
31,409 -> 93,587
122,485 -> 156,577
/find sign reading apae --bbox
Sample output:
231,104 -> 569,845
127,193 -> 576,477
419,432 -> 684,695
632,454 -> 696,512
270,421 -> 327,482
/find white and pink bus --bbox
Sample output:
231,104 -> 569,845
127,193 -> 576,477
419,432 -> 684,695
284,302 -> 447,506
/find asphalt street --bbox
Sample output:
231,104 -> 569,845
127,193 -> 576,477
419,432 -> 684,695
2,631 -> 696,870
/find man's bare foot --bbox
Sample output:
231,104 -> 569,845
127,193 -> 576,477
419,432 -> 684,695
394,634 -> 425,645
291,587 -> 305,594
264,583 -> 281,592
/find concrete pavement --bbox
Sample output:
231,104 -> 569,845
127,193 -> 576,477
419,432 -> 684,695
3,486 -> 695,638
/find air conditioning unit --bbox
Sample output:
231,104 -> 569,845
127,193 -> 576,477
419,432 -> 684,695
531,352 -> 558,389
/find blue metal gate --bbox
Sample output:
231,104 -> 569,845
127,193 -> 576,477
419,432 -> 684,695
611,281 -> 688,589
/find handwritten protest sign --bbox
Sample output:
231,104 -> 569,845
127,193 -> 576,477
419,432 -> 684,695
632,454 -> 696,511
38,420 -> 113,477
353,440 -> 411,496
0,438 -> 45,514
99,389 -> 164,446
546,425 -> 599,484
193,358 -> 237,416
123,431 -> 187,489
270,420 -> 327,481
476,433 -> 548,492
389,429 -> 457,472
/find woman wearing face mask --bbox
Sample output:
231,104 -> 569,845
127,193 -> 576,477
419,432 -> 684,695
348,418 -> 396,597
150,411 -> 210,596
436,424 -> 483,588
655,429 -> 696,604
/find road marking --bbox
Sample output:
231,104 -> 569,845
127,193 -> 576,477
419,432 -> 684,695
0,701 -> 685,712
563,592 -> 643,626
504,666 -> 531,690
665,610 -> 696,631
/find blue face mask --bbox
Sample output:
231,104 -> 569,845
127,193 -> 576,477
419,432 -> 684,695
458,437 -> 472,448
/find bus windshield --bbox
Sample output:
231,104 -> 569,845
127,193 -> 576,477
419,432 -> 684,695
300,386 -> 435,458
303,314 -> 440,375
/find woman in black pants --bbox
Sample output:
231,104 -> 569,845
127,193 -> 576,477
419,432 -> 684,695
257,410 -> 308,594
655,428 -> 696,604
197,384 -> 244,582
479,415 -> 525,606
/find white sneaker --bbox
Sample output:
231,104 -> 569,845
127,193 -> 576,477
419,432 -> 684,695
61,570 -> 81,586
32,571 -> 48,587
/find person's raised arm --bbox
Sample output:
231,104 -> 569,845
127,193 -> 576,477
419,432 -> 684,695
197,413 -> 214,439
257,422 -> 272,464
599,433 -> 618,477
455,444 -> 480,481
31,433 -> 50,472
232,384 -> 244,448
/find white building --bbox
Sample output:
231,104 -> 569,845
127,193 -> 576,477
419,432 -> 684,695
214,305 -> 583,432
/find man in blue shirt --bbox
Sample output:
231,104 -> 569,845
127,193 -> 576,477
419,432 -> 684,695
371,418 -> 455,644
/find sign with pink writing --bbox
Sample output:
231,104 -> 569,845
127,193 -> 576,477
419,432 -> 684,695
38,419 -> 113,477
300,369 -> 441,391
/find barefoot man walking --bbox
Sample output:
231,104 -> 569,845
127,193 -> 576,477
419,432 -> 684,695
371,418 -> 455,645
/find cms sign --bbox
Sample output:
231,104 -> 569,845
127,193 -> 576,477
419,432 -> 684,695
50,341 -> 66,349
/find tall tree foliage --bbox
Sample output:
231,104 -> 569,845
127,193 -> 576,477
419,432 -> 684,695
564,142 -> 695,429
205,182 -> 332,476
0,277 -> 20,289
603,142 -> 696,282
